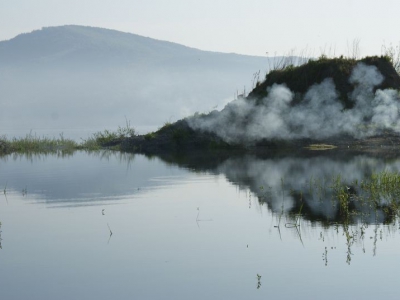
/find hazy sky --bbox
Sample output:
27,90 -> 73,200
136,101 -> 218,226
1,0 -> 399,57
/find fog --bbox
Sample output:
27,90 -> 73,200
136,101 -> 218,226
0,26 -> 269,140
0,67 -> 253,137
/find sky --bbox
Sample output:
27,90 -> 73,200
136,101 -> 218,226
1,0 -> 400,57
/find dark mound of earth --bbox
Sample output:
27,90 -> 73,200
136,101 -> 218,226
248,56 -> 400,108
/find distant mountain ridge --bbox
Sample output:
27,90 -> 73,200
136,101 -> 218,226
0,25 -> 269,138
0,25 -> 264,68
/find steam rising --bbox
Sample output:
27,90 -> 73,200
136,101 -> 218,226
189,63 -> 400,142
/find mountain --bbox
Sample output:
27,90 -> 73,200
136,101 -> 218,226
0,25 -> 199,66
0,25 -> 265,68
0,26 -> 270,139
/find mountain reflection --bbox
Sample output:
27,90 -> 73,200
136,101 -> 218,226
0,150 -> 187,204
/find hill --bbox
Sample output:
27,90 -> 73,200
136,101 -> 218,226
0,25 -> 266,69
0,25 -> 269,138
118,55 -> 400,154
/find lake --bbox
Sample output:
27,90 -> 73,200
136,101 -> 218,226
1,150 -> 400,299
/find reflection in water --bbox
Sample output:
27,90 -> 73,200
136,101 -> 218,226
256,274 -> 262,289
106,223 -> 113,244
3,150 -> 400,266
154,151 -> 400,264
4,150 -> 400,224
2,182 -> 9,205
212,155 -> 400,224
3,149 -> 400,299
0,150 -> 187,205
1,148 -> 134,164
195,207 -> 213,228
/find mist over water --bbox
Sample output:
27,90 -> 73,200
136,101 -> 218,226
189,63 -> 400,143
0,67 -> 238,140
0,25 -> 270,140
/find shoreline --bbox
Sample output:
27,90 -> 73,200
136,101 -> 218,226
2,126 -> 400,158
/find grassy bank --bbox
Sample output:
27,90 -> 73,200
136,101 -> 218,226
0,121 -> 136,155
0,133 -> 79,155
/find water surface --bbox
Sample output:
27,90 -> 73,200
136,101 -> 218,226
0,150 -> 399,299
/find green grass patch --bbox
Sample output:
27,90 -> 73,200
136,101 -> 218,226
158,121 -> 172,131
0,133 -> 78,154
310,171 -> 400,222
0,120 -> 137,154
144,132 -> 157,141
80,120 -> 136,150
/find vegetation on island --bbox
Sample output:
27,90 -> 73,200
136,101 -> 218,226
2,52 -> 400,156
116,54 -> 400,154
0,133 -> 79,156
248,55 -> 400,108
0,120 -> 136,155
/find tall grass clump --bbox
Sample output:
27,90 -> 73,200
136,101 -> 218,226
267,48 -> 313,72
325,171 -> 400,223
81,119 -> 136,150
361,171 -> 400,211
1,133 -> 78,154
382,42 -> 400,75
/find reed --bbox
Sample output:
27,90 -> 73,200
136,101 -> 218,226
1,133 -> 78,154
80,119 -> 135,150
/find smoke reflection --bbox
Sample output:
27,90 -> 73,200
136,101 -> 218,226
215,154 -> 400,224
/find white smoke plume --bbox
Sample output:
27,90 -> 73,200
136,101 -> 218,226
188,63 -> 400,143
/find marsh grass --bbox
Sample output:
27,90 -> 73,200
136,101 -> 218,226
256,274 -> 262,289
81,119 -> 136,150
286,199 -> 303,228
3,182 -> 8,205
305,171 -> 400,223
269,171 -> 400,230
1,119 -> 136,154
382,42 -> 400,75
0,133 -> 78,154
272,171 -> 400,264
267,48 -> 313,72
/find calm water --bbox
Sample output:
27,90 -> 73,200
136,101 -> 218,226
1,150 -> 400,299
